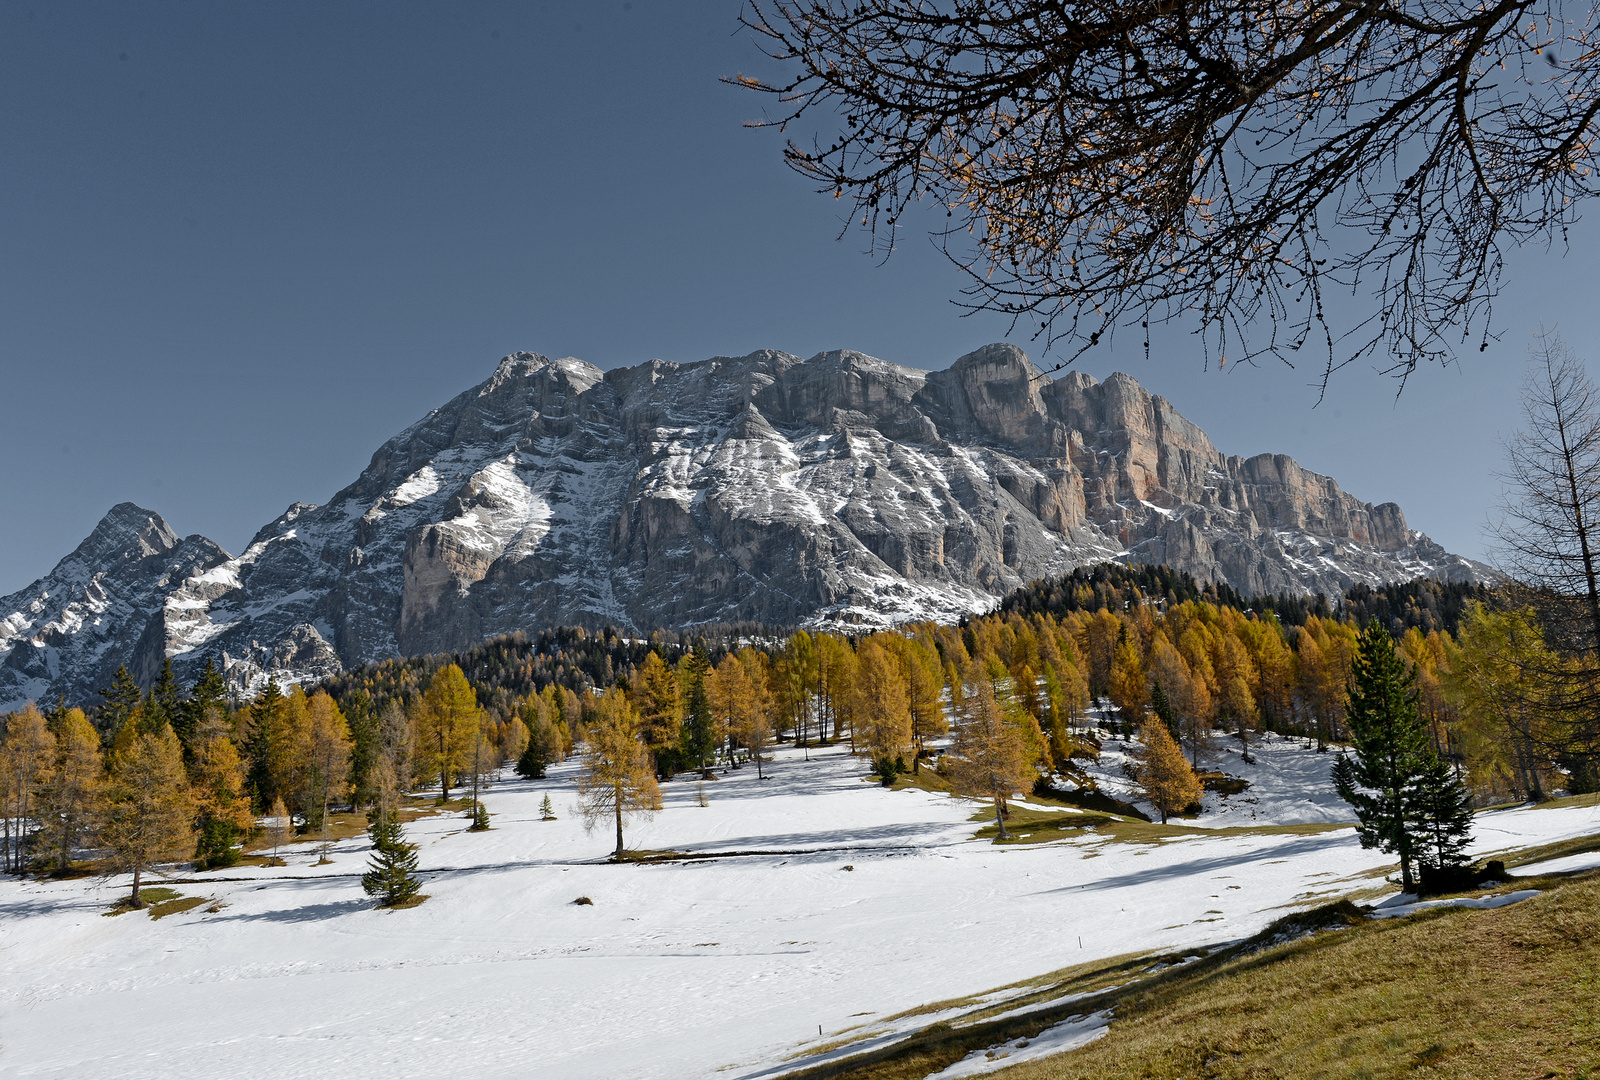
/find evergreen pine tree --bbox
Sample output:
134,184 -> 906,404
343,691 -> 379,809
1410,756 -> 1475,875
135,659 -> 184,738
96,666 -> 143,746
177,658 -> 225,761
1150,680 -> 1179,743
516,701 -> 558,779
246,680 -> 284,811
361,811 -> 421,907
1332,619 -> 1437,893
540,793 -> 556,820
469,802 -> 491,831
680,652 -> 716,778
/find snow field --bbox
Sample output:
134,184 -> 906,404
2,742 -> 1597,1080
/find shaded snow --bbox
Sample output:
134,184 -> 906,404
1369,889 -> 1541,919
927,1011 -> 1111,1079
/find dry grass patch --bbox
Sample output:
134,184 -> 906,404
768,871 -> 1600,1080
378,893 -> 429,911
992,874 -> 1600,1080
149,896 -> 210,920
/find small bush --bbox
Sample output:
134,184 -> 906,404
874,755 -> 905,786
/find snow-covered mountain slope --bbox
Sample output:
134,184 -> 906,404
0,344 -> 1485,706
0,504 -> 230,706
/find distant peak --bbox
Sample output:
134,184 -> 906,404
485,351 -> 602,393
75,503 -> 181,565
493,351 -> 550,376
951,342 -> 1039,375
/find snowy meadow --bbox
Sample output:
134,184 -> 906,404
3,738 -> 1596,1080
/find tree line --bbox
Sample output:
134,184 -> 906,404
0,566 -> 1580,886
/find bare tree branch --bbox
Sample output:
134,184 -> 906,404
734,0 -> 1600,384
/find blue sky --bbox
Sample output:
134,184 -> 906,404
3,1 -> 1597,594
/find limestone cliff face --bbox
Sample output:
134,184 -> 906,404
0,345 -> 1482,706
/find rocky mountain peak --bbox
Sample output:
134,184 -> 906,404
80,502 -> 183,566
0,344 -> 1485,708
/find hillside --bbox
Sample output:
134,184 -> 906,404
0,344 -> 1484,710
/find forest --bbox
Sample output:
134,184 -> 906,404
0,560 -> 1584,887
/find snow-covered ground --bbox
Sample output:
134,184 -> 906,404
2,742 -> 1596,1080
1084,727 -> 1355,827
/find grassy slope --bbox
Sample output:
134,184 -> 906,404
1002,871 -> 1600,1080
776,869 -> 1600,1080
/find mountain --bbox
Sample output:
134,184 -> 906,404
0,344 -> 1483,708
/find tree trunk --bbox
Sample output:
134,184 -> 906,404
994,796 -> 1008,840
130,863 -> 143,909
613,790 -> 624,861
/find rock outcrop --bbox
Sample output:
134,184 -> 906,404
0,345 -> 1483,707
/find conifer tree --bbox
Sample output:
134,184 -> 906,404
246,680 -> 285,811
947,679 -> 1037,839
191,731 -> 253,870
362,809 -> 421,907
275,687 -> 313,817
517,696 -> 558,779
500,711 -> 530,767
540,793 -> 556,820
343,691 -> 380,810
140,659 -> 183,738
415,664 -> 479,801
170,658 -> 221,761
1149,680 -> 1179,743
37,708 -> 103,873
680,652 -> 717,777
302,692 -> 352,860
377,698 -> 413,793
731,648 -> 777,778
1,705 -> 55,873
707,653 -> 753,769
900,639 -> 947,772
856,640 -> 913,778
465,704 -> 495,824
632,651 -> 683,778
1131,719 -> 1203,824
1332,620 -> 1438,893
577,691 -> 661,860
1410,756 -> 1476,876
782,630 -> 819,754
102,726 -> 194,907
1107,631 -> 1146,724
96,665 -> 143,746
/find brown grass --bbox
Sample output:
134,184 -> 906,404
996,871 -> 1600,1080
379,893 -> 429,911
966,803 -> 1350,848
149,896 -> 210,920
774,872 -> 1600,1080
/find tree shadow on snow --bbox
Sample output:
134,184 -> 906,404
1027,832 -> 1359,897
